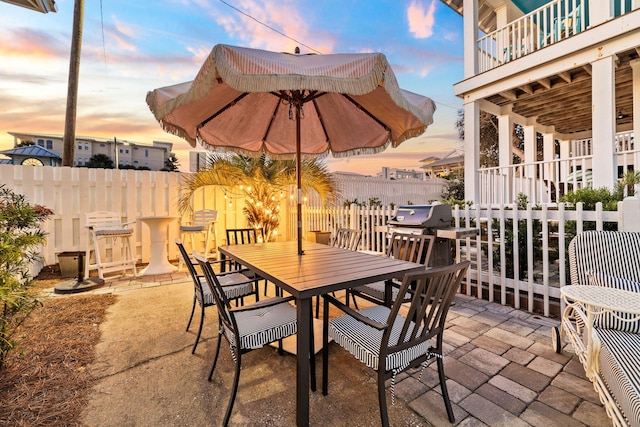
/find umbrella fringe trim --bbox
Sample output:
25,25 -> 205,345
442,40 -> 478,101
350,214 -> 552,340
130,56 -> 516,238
158,120 -> 197,147
193,127 -> 424,159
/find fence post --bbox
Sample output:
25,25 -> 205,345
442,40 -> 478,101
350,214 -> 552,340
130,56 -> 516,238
349,204 -> 358,230
621,196 -> 640,232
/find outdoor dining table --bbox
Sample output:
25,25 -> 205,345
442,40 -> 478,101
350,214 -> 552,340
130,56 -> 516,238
218,240 -> 425,427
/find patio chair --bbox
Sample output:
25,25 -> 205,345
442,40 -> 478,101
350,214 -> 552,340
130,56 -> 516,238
322,261 -> 470,426
194,254 -> 315,425
331,228 -> 362,251
84,211 -> 137,280
347,233 -> 434,308
175,240 -> 258,354
314,228 -> 363,318
225,227 -> 274,296
179,209 -> 218,269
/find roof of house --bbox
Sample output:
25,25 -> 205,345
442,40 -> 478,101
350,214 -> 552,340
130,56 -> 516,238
0,0 -> 57,13
0,145 -> 61,158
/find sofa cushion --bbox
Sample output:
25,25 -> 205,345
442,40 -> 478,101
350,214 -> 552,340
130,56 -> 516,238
588,271 -> 640,333
569,231 -> 640,286
596,328 -> 640,426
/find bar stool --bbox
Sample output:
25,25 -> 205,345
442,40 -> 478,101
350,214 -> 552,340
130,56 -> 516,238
85,211 -> 137,280
179,209 -> 218,269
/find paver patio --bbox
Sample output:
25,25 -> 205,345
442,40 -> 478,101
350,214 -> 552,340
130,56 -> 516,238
44,270 -> 610,426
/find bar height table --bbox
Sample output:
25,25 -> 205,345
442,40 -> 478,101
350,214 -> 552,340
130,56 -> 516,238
138,216 -> 178,276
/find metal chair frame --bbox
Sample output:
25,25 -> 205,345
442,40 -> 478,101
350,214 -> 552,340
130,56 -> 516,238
348,232 -> 435,307
314,228 -> 363,318
225,228 -> 276,296
322,261 -> 470,426
195,254 -> 315,426
175,239 -> 258,354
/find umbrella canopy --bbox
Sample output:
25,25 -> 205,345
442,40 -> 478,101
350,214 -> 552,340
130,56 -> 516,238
147,44 -> 436,254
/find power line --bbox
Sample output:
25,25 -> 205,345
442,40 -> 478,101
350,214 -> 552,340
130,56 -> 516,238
216,0 -> 458,111
217,0 -> 323,54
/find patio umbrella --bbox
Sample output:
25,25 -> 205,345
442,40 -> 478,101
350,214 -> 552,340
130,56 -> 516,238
146,44 -> 436,255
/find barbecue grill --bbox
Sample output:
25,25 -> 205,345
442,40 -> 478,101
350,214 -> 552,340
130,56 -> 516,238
388,204 -> 477,266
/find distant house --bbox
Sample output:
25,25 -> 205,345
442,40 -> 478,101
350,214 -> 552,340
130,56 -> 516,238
376,166 -> 425,180
420,149 -> 464,177
6,132 -> 173,171
0,145 -> 62,166
441,0 -> 640,204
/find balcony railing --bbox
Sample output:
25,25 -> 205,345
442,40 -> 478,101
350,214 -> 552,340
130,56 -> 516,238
478,131 -> 637,205
477,0 -> 635,73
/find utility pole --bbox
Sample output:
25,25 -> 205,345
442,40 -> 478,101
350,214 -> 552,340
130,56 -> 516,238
62,0 -> 84,166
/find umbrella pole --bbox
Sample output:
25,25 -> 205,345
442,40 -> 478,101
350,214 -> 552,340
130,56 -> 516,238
296,104 -> 304,255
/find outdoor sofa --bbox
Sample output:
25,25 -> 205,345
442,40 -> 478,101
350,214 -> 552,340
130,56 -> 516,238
554,231 -> 640,426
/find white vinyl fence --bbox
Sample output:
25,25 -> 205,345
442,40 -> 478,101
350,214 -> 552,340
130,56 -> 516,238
1,165 -> 444,276
0,165 -> 252,273
301,201 -> 626,318
4,163 -> 632,318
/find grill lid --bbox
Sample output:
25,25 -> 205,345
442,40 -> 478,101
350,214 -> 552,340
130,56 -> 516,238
388,204 -> 452,228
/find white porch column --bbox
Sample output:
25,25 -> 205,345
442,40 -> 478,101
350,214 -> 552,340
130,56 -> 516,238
463,0 -> 478,78
559,139 -> 570,183
543,132 -> 555,181
464,100 -> 480,203
591,55 -> 617,190
498,114 -> 513,171
524,124 -> 536,178
631,59 -> 640,145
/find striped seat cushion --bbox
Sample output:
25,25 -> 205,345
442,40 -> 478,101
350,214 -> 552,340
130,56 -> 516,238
218,273 -> 255,299
198,278 -> 253,306
94,228 -> 133,236
353,281 -> 411,303
597,328 -> 640,426
180,225 -> 205,232
329,305 -> 430,372
588,271 -> 640,333
196,281 -> 216,306
226,300 -> 297,350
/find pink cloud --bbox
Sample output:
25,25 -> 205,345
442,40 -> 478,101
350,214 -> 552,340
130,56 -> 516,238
213,0 -> 333,54
0,28 -> 66,58
407,0 -> 436,39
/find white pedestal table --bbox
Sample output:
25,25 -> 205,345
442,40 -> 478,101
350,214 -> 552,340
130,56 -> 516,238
138,216 -> 178,276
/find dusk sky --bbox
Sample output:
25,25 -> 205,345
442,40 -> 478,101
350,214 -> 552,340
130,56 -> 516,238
0,0 -> 464,174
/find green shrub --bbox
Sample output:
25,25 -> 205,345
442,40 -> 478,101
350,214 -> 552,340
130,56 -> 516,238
0,185 -> 53,369
560,187 -> 620,211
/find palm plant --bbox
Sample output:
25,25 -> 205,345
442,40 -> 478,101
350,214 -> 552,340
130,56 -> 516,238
179,154 -> 338,241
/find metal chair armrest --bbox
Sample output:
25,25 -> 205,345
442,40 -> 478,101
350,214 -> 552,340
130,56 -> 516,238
324,293 -> 387,330
230,296 -> 296,312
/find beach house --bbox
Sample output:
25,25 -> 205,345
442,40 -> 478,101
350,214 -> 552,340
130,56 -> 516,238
441,0 -> 640,204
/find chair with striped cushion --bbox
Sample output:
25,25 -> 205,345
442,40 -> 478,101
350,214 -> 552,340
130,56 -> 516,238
314,228 -> 363,318
195,254 -> 315,426
176,240 -> 258,354
322,261 -> 470,426
226,227 -> 274,296
347,232 -> 435,307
